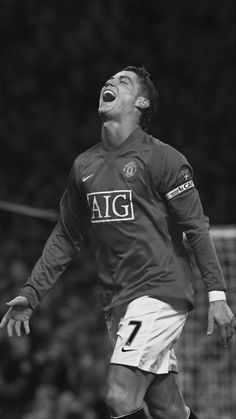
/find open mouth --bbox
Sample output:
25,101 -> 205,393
102,89 -> 116,102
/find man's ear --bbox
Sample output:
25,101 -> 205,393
135,96 -> 150,110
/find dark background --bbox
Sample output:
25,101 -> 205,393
1,0 -> 235,225
0,1 -> 235,418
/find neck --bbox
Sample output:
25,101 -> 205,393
101,121 -> 139,148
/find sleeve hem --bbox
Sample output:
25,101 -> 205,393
208,291 -> 226,302
19,286 -> 40,310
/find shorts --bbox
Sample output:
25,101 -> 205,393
106,296 -> 188,375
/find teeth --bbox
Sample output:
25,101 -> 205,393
104,89 -> 115,96
103,90 -> 116,101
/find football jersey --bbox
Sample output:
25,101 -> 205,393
20,127 -> 226,311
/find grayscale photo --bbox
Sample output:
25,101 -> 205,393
0,1 -> 235,419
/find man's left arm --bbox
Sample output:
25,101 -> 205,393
167,188 -> 235,347
155,145 -> 235,347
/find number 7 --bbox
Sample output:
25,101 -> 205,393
125,320 -> 142,347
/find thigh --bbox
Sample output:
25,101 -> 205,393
145,372 -> 186,415
107,363 -> 155,405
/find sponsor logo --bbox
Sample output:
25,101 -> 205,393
165,180 -> 194,200
122,161 -> 137,178
87,190 -> 134,223
82,174 -> 94,182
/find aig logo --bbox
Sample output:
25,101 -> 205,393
87,190 -> 134,223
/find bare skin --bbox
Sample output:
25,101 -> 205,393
98,70 -> 150,149
106,364 -> 155,416
0,296 -> 32,337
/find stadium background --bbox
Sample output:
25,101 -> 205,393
0,1 -> 235,418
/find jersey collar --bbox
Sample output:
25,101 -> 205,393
102,127 -> 145,153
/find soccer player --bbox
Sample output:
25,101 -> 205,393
0,66 -> 235,419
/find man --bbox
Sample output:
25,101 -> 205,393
0,66 -> 235,419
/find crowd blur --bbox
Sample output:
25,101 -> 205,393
0,240 -> 110,419
0,0 -> 235,418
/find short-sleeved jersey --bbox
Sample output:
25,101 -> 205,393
20,127 -> 226,311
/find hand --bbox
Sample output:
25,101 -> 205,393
207,300 -> 236,347
0,296 -> 33,337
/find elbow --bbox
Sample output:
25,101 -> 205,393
181,216 -> 210,244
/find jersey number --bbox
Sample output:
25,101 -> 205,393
125,320 -> 142,347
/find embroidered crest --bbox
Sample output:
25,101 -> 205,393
122,161 -> 138,178
177,166 -> 192,185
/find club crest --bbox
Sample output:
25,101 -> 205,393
177,166 -> 192,185
122,161 -> 138,178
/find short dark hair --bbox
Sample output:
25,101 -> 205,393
123,65 -> 159,132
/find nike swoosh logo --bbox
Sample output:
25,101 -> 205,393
121,347 -> 136,352
82,174 -> 94,182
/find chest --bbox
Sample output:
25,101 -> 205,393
80,154 -> 153,224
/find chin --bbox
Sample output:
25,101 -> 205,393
98,107 -> 107,119
98,105 -> 116,120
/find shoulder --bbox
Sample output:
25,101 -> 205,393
149,134 -> 187,161
145,134 -> 189,170
146,134 -> 194,193
72,142 -> 101,174
73,142 -> 102,167
67,142 -> 102,186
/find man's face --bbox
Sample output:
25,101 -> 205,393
98,70 -> 143,120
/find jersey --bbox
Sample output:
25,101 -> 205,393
20,127 -> 226,311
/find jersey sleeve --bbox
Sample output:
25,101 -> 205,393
59,161 -> 89,247
157,144 -> 195,200
152,144 -> 226,293
19,219 -> 79,309
20,160 -> 88,309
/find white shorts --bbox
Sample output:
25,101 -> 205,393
106,296 -> 188,375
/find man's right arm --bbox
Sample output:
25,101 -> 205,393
20,160 -> 87,310
19,218 -> 80,310
0,160 -> 88,336
0,218 -> 80,337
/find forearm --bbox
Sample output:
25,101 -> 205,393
185,226 -> 226,292
168,189 -> 226,293
20,219 -> 79,309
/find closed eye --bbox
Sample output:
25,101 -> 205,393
120,76 -> 131,85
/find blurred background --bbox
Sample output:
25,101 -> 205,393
0,0 -> 235,418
